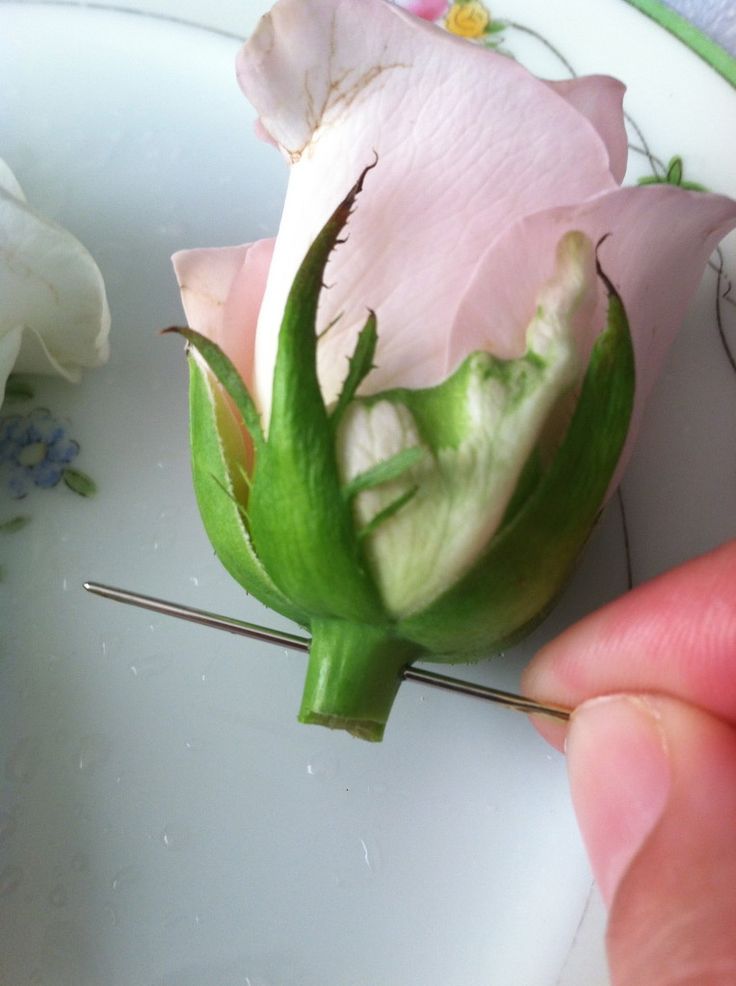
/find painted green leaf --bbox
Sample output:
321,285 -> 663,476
0,515 -> 30,534
666,156 -> 684,186
638,156 -> 707,192
63,469 -> 97,497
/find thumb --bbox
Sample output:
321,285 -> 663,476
566,694 -> 736,986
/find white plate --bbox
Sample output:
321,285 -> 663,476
0,3 -> 734,985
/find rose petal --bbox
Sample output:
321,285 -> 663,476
545,76 -> 628,184
0,187 -> 110,386
393,0 -> 448,20
238,0 -> 620,417
0,326 -> 23,405
447,184 -> 736,481
173,238 -> 275,391
0,158 -> 26,202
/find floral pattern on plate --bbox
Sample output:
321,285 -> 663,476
0,406 -> 95,500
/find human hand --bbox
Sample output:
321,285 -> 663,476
523,541 -> 736,985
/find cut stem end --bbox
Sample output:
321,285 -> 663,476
299,618 -> 423,741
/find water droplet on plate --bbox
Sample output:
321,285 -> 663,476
306,753 -> 338,779
74,734 -> 111,773
0,864 -> 23,897
129,651 -> 171,679
359,837 -> 383,874
162,907 -> 202,933
111,865 -> 138,893
103,903 -> 119,926
161,823 -> 190,852
5,737 -> 41,782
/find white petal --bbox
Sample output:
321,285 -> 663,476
0,188 -> 110,385
0,326 -> 23,405
0,158 -> 26,202
338,233 -> 589,615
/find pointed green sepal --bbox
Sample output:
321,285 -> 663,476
331,309 -> 378,428
165,326 -> 264,449
342,446 -> 425,500
398,281 -> 635,654
247,167 -> 385,623
187,354 -> 309,626
356,485 -> 419,541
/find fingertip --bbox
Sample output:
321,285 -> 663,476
603,698 -> 736,982
527,713 -> 567,752
566,694 -> 671,905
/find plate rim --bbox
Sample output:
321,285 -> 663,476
1,0 -> 735,85
623,0 -> 736,86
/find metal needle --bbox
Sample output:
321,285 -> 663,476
83,581 -> 571,722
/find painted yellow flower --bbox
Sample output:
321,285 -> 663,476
445,0 -> 490,38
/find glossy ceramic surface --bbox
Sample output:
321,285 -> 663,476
0,3 -> 734,984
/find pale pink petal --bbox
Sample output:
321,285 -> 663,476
253,118 -> 278,147
0,158 -> 26,201
237,0 -> 619,416
545,76 -> 628,184
393,0 -> 448,20
447,184 -> 736,481
173,244 -> 250,336
173,238 -> 274,390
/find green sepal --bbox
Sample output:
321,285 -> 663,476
299,617 -> 424,741
398,283 -> 635,655
342,446 -> 425,500
165,326 -> 264,449
247,167 -> 386,624
187,354 -> 309,627
357,484 -> 419,541
498,446 -> 544,530
330,309 -> 377,429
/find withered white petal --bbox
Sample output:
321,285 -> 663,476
0,159 -> 110,403
337,233 -> 590,615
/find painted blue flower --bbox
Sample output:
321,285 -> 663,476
0,409 -> 80,499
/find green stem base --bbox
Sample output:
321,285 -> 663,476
299,618 -> 423,741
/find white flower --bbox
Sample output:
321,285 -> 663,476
0,158 -> 110,404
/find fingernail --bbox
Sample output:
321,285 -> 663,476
566,694 -> 671,906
